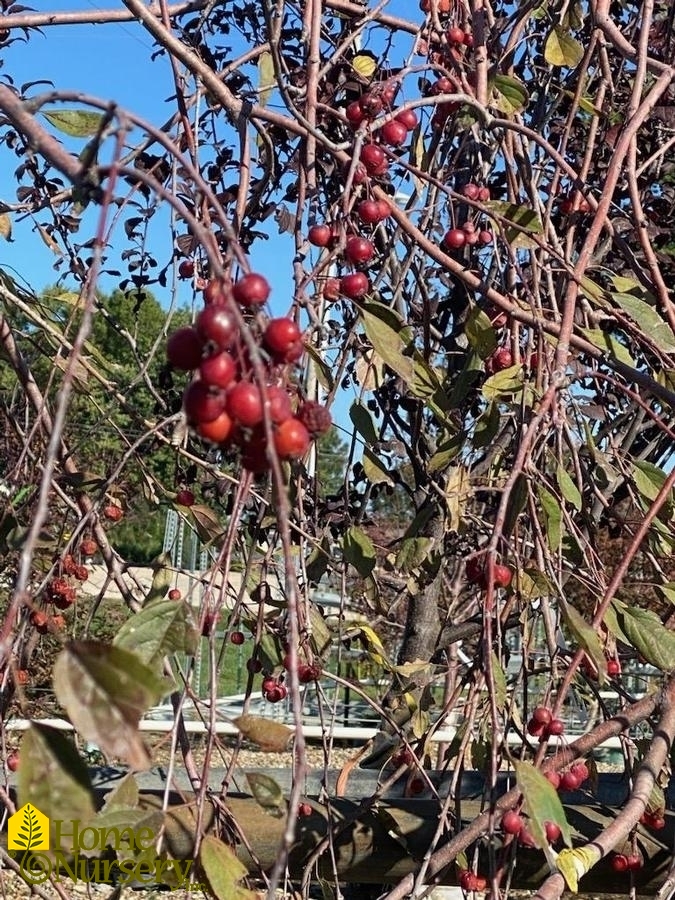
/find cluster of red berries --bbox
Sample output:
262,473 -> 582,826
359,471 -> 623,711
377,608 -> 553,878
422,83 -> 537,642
526,706 -> 566,741
282,651 -> 322,684
29,609 -> 66,634
262,675 -> 288,704
347,103 -> 419,151
259,649 -> 322,703
442,183 -> 493,251
308,220 -> 391,301
308,80 -> 420,302
458,870 -> 487,892
500,809 -> 562,846
640,810 -> 666,830
7,750 -> 19,772
465,557 -> 512,589
610,852 -> 643,872
47,559 -> 87,610
166,273 -> 332,473
416,5 -> 476,125
545,761 -> 590,792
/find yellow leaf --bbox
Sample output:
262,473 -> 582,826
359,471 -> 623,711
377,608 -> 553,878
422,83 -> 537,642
43,109 -> 105,137
37,224 -> 63,255
352,52 -> 377,80
445,465 -> 469,531
556,847 -> 598,893
258,50 -> 275,107
544,27 -> 584,68
0,212 -> 11,240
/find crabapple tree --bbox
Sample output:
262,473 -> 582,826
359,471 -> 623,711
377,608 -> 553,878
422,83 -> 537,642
1,0 -> 675,898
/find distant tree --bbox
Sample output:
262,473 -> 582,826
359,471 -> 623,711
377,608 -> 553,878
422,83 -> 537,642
315,425 -> 349,497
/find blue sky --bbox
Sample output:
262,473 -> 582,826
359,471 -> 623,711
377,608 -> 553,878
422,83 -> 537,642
0,0 -> 415,305
0,0 -> 416,438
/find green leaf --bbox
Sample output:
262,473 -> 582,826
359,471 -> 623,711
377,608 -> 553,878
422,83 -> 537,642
361,301 -> 440,400
632,460 -> 670,503
360,302 -> 413,383
350,401 -> 378,444
429,433 -> 464,472
562,90 -> 603,116
610,274 -> 652,296
257,50 -> 275,107
519,568 -> 554,602
394,658 -> 434,680
343,526 -> 376,577
491,652 -> 507,712
43,109 -> 105,137
304,535 -> 331,586
18,724 -> 96,853
114,598 -> 199,666
351,623 -> 390,667
474,402 -> 500,447
447,353 -> 482,407
395,537 -> 433,573
611,600 -> 675,671
308,601 -> 333,656
53,641 -> 169,770
363,447 -> 394,485
579,328 -> 636,366
503,473 -> 529,538
485,201 -> 542,232
557,465 -> 582,510
612,293 -> 675,353
561,602 -> 607,684
142,551 -> 174,605
445,465 -> 469,532
200,834 -> 256,900
491,74 -> 529,114
656,582 -> 675,605
465,307 -> 497,359
537,484 -> 562,551
245,772 -> 285,815
304,343 -> 335,392
544,26 -> 584,67
515,760 -> 572,849
482,364 -> 524,400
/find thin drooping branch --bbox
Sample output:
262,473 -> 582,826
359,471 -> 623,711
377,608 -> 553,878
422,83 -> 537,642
532,676 -> 675,900
380,681 -> 666,900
